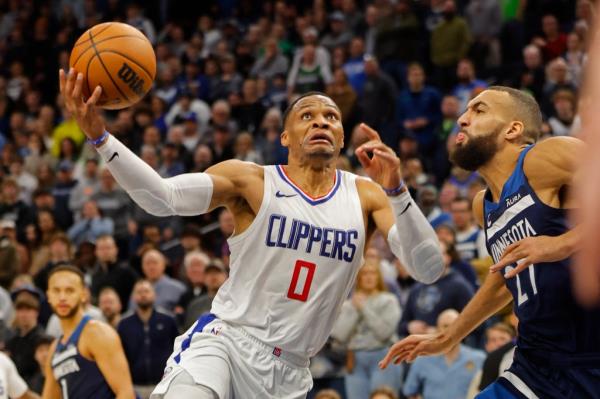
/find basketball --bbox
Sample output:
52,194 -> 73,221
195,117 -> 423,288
69,22 -> 156,110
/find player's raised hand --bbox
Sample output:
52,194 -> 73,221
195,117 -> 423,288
59,68 -> 105,141
378,333 -> 453,369
354,123 -> 402,189
490,235 -> 572,278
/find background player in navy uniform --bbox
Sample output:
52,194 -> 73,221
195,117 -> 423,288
381,86 -> 600,398
42,265 -> 135,399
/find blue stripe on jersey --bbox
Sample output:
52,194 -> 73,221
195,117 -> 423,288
174,313 -> 216,364
276,165 -> 342,205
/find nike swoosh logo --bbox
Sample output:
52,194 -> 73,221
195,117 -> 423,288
108,152 -> 119,163
275,191 -> 297,198
400,202 -> 412,215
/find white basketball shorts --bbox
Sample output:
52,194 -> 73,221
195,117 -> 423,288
151,314 -> 313,399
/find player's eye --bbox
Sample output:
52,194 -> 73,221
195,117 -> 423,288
301,112 -> 311,120
326,113 -> 338,120
475,108 -> 484,114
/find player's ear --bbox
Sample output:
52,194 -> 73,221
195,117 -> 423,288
505,121 -> 525,142
281,130 -> 289,148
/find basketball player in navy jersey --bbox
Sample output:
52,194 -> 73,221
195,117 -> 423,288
42,265 -> 135,399
59,65 -> 443,399
381,86 -> 600,398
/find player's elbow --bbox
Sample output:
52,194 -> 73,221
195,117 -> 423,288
409,240 -> 444,284
129,189 -> 176,217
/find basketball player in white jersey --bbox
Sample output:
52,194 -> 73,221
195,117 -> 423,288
60,68 -> 444,398
0,351 -> 40,399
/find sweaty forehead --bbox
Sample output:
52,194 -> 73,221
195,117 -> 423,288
293,95 -> 339,113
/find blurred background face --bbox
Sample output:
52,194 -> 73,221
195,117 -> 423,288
450,200 -> 472,229
358,263 -> 380,292
142,250 -> 166,281
14,304 -> 38,331
219,210 -> 235,236
186,255 -> 207,285
95,236 -> 118,263
47,271 -> 84,319
407,66 -> 425,89
99,289 -> 122,319
485,327 -> 513,352
204,268 -> 227,291
133,281 -> 155,310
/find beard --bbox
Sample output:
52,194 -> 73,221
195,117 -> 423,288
137,301 -> 153,311
450,130 -> 499,171
54,303 -> 82,320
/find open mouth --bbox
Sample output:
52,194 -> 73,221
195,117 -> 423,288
307,131 -> 334,145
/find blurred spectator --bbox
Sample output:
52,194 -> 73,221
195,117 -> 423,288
165,91 -> 210,133
465,0 -> 502,73
126,3 -> 156,45
403,309 -> 485,399
417,185 -> 452,229
515,45 -> 546,102
158,142 -> 185,178
90,235 -> 138,312
233,79 -> 267,134
547,89 -> 579,136
68,158 -> 100,217
98,286 -> 123,329
431,0 -> 472,91
364,5 -> 380,55
67,200 -> 114,246
30,334 -> 54,394
343,37 -> 367,96
450,197 -> 488,263
234,132 -> 263,164
250,37 -> 290,81
6,286 -> 45,386
175,250 -> 208,315
118,280 -> 178,399
532,14 -> 567,62
23,134 -> 56,177
1,218 -> 28,276
211,54 -> 243,102
9,157 -> 37,205
331,263 -> 402,399
184,259 -> 227,330
369,387 -> 398,399
563,32 -> 587,86
542,57 -> 578,116
453,59 -> 489,113
396,63 -> 442,156
361,56 -> 397,148
92,168 -> 133,259
314,389 -> 341,399
288,44 -> 331,95
33,233 -> 72,293
0,178 -> 34,237
140,249 -> 185,312
321,12 -> 353,53
398,241 -> 474,336
326,69 -> 357,127
50,116 -> 85,160
51,160 -> 77,230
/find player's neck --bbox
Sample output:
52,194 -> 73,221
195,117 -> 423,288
478,146 -> 524,202
60,310 -> 85,342
283,162 -> 337,196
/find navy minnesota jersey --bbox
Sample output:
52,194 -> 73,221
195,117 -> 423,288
51,315 -> 115,399
483,145 -> 600,367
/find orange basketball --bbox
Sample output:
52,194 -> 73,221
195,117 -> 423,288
69,22 -> 156,110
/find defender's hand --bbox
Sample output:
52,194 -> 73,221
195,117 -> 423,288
355,123 -> 402,189
59,68 -> 105,141
490,235 -> 570,278
379,333 -> 454,368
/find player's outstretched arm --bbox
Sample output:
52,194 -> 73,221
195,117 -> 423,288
379,270 -> 511,368
355,123 -> 443,284
85,322 -> 135,399
41,341 -> 61,399
59,68 -> 253,216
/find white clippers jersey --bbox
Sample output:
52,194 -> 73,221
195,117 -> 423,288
211,165 -> 366,358
0,352 -> 28,399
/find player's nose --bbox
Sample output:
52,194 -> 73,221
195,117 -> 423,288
312,114 -> 330,129
457,111 -> 469,128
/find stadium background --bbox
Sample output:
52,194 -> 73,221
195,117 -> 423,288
0,0 -> 589,398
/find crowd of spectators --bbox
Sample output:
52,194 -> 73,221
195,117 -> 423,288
0,0 -> 591,397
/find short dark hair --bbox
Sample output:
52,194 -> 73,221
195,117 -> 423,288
282,91 -> 336,129
487,86 -> 542,144
48,265 -> 85,286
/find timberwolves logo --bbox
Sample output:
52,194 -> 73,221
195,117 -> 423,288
117,63 -> 145,96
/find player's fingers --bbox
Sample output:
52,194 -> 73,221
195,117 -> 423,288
86,85 -> 102,107
72,73 -> 84,100
490,255 -> 516,273
500,241 -> 520,259
359,123 -> 381,141
65,68 -> 76,99
373,149 -> 400,164
355,147 -> 372,168
359,140 -> 394,153
505,259 -> 530,278
59,69 -> 66,94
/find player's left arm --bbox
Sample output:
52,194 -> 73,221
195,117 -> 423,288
490,136 -> 584,277
356,124 -> 444,284
84,322 -> 135,399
